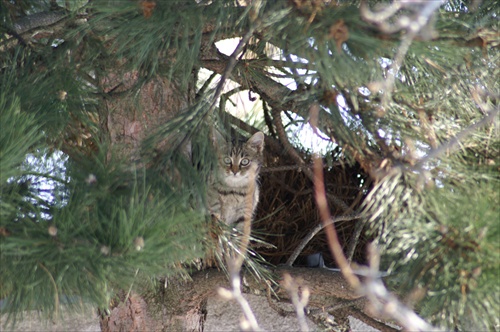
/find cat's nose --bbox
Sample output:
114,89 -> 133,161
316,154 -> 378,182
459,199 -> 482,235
231,165 -> 239,174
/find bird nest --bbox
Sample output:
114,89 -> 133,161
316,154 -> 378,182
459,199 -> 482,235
253,146 -> 371,267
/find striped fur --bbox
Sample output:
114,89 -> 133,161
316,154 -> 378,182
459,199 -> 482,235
208,132 -> 264,227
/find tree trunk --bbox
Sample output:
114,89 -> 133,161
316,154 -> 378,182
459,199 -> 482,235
100,69 -> 192,162
96,64 -> 199,331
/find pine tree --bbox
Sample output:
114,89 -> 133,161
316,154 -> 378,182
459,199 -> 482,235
1,0 -> 498,331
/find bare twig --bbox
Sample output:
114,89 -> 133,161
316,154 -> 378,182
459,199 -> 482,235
220,86 -> 243,112
223,110 -> 283,153
309,104 -> 440,331
361,0 -> 446,107
308,105 -> 361,289
205,20 -> 258,124
413,106 -> 499,171
272,109 -> 311,174
272,108 -> 350,211
311,150 -> 361,289
286,214 -> 362,266
361,244 -> 439,332
218,268 -> 262,331
196,72 -> 218,98
217,164 -> 262,331
345,178 -> 372,262
380,29 -> 416,107
282,273 -> 310,332
345,218 -> 366,263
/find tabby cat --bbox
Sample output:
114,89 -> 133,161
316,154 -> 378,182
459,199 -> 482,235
208,131 -> 265,228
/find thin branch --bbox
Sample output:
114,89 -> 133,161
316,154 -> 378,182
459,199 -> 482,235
272,108 -> 350,211
413,105 -> 499,171
360,245 -> 439,332
360,1 -> 402,24
311,103 -> 439,329
345,178 -> 372,262
220,86 -> 243,111
263,101 -> 276,137
309,102 -> 361,289
196,71 -> 218,99
380,28 -> 417,107
286,214 -> 362,266
272,108 -> 310,171
218,269 -> 262,332
208,28 -> 256,116
223,110 -> 283,153
261,162 -> 343,173
282,273 -> 310,332
360,0 -> 446,107
345,218 -> 366,263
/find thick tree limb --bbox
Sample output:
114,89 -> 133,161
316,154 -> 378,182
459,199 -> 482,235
162,266 -> 399,331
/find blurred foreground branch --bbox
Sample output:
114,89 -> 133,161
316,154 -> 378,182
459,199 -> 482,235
309,104 -> 439,331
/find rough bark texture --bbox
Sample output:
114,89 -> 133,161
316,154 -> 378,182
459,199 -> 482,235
98,266 -> 399,332
100,69 -> 190,163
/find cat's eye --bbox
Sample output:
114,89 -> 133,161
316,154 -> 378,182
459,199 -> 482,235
240,158 -> 250,166
223,157 -> 232,165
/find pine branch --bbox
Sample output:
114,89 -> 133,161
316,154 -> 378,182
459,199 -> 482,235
200,44 -> 379,173
413,105 -> 499,172
310,105 -> 438,331
11,10 -> 67,34
361,0 -> 446,106
222,110 -> 283,153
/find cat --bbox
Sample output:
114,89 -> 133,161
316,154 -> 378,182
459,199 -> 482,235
208,131 -> 265,228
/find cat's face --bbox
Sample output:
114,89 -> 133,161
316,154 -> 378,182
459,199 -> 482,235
217,132 -> 264,188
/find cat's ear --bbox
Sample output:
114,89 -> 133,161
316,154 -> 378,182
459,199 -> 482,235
247,132 -> 264,153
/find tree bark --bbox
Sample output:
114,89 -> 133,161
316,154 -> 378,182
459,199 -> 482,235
98,265 -> 399,332
96,66 -> 198,330
99,68 -> 190,163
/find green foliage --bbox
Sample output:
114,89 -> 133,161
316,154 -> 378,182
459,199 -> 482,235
417,182 -> 499,329
0,93 -> 45,233
0,93 -> 42,185
80,0 -> 240,85
0,46 -> 100,144
365,172 -> 499,329
1,0 -> 499,329
1,152 -> 205,323
1,45 -> 205,323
